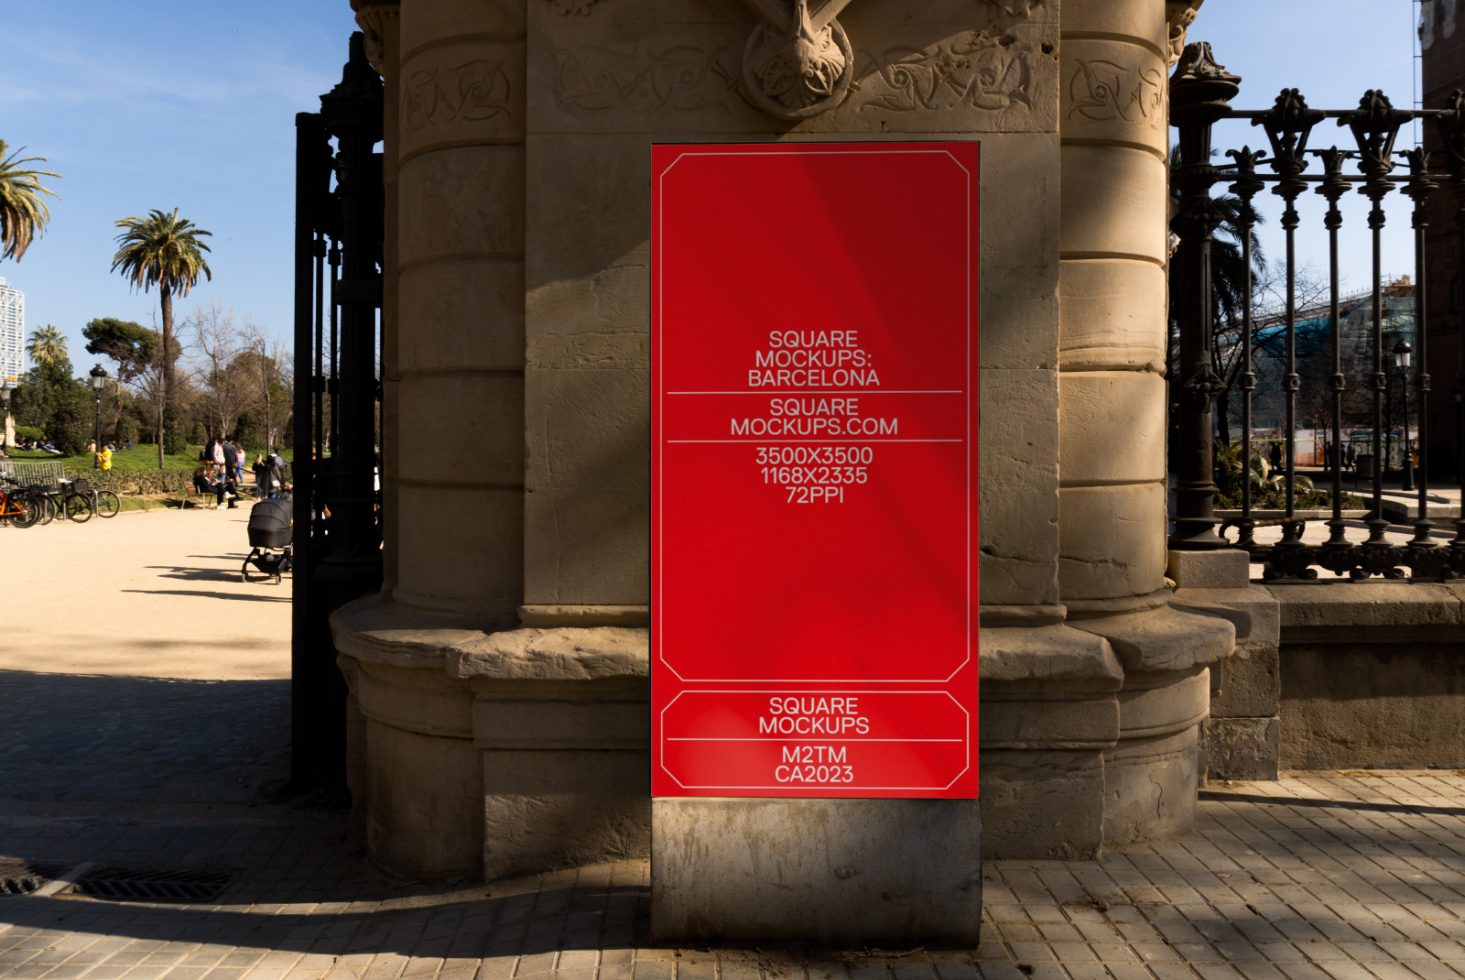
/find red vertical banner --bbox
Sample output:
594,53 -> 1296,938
651,143 -> 978,799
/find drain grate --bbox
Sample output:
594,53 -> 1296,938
0,860 -> 68,896
73,866 -> 238,904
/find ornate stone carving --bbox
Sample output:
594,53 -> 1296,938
547,0 -> 607,14
1166,0 -> 1205,66
855,36 -> 1038,114
739,0 -> 854,120
981,0 -> 1043,16
350,0 -> 399,76
1067,59 -> 1164,123
548,31 -> 1044,122
553,46 -> 742,113
403,59 -> 515,132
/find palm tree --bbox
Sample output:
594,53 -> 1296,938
26,324 -> 67,366
111,208 -> 212,467
0,141 -> 60,262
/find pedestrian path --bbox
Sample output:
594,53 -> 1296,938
2,768 -> 1463,977
3,515 -> 1463,977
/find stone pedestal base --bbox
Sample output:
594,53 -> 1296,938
980,604 -> 1235,857
332,595 -> 651,882
1167,549 -> 1281,781
650,799 -> 981,946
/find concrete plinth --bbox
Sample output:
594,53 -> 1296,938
651,799 -> 980,947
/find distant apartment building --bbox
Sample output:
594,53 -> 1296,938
0,277 -> 22,387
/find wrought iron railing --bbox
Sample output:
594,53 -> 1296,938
1169,42 -> 1465,581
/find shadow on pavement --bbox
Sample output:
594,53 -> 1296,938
1200,789 -> 1465,817
143,564 -> 251,583
0,670 -> 288,805
121,589 -> 290,603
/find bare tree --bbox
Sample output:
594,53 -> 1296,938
239,321 -> 292,451
188,303 -> 250,440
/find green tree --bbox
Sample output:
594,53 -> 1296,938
115,413 -> 139,446
10,355 -> 91,454
0,141 -> 59,262
110,208 -> 212,466
83,317 -> 162,387
26,324 -> 67,367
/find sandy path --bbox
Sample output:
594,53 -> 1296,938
0,503 -> 290,679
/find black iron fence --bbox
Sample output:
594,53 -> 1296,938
1169,42 -> 1465,581
292,32 -> 384,791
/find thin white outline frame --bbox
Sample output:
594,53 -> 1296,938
657,690 -> 971,793
654,146 -> 975,686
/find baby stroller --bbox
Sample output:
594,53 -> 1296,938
242,498 -> 294,584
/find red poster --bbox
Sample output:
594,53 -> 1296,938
651,143 -> 978,799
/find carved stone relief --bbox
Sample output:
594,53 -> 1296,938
854,35 -> 1040,114
403,59 -> 516,133
553,46 -> 742,113
980,0 -> 1043,17
1066,59 -> 1165,124
548,0 -> 608,14
738,0 -> 856,119
543,0 -> 1053,123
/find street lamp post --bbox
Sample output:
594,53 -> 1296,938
1394,339 -> 1414,492
88,365 -> 108,467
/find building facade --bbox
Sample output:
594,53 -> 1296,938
0,277 -> 23,387
1,276 -> 23,448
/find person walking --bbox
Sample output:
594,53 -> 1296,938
221,435 -> 239,485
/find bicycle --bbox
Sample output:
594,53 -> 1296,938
0,481 -> 40,529
40,479 -> 94,523
72,479 -> 119,519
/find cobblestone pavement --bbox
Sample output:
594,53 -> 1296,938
2,541 -> 1463,979
4,723 -> 1465,980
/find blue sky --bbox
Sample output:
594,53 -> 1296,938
1,0 -> 357,375
0,1 -> 1425,379
1189,1 -> 1421,302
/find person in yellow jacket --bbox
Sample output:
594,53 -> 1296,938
95,444 -> 112,471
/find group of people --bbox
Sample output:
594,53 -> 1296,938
192,434 -> 289,509
9,435 -> 63,454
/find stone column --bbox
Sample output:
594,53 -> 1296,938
333,0 -> 529,878
394,0 -> 526,623
1056,0 -> 1232,846
352,0 -> 401,593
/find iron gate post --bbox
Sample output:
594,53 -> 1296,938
1169,43 -> 1240,550
314,32 -> 385,792
292,109 -> 330,791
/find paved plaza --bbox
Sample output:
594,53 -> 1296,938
2,511 -> 1465,978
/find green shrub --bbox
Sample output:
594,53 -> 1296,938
13,424 -> 43,443
1214,441 -> 1332,509
49,391 -> 95,456
91,468 -> 192,495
